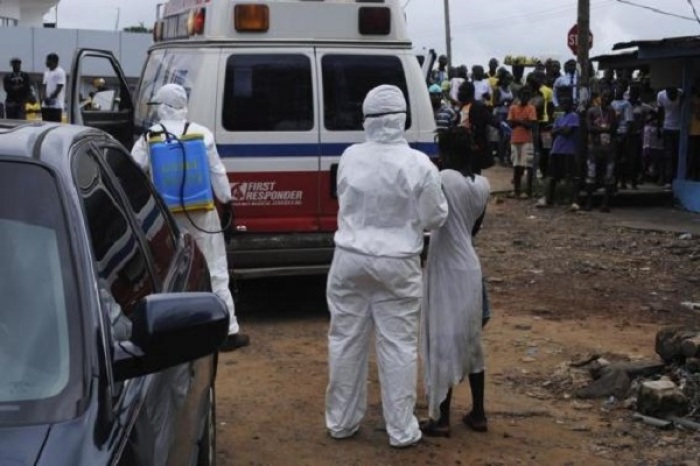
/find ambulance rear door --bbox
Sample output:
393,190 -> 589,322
316,48 -> 420,231
215,48 -> 321,233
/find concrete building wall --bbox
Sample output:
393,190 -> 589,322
0,27 -> 151,77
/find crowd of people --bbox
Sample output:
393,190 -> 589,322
323,54 -> 696,449
427,55 -> 689,212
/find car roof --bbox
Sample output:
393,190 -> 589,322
0,121 -> 106,172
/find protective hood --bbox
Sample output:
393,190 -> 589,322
149,83 -> 189,122
362,85 -> 407,144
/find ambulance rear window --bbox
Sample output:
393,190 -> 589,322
322,55 -> 411,131
222,54 -> 314,132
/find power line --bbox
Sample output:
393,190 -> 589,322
446,0 -> 613,32
687,0 -> 700,26
410,2 -> 613,40
615,0 -> 697,22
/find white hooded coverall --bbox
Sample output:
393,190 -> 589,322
131,84 -> 239,335
326,85 -> 449,447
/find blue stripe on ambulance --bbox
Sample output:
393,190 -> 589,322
216,142 -> 438,158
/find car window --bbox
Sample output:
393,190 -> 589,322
0,161 -> 82,425
73,149 -> 155,316
76,55 -> 123,114
222,54 -> 314,132
101,146 -> 178,285
322,55 -> 411,131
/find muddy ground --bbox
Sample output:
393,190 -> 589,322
214,175 -> 700,466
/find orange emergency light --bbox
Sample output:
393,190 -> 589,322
358,7 -> 391,35
234,5 -> 270,32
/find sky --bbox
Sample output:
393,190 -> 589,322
51,0 -> 700,68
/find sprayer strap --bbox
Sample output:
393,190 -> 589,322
183,122 -> 191,136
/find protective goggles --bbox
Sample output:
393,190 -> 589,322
363,110 -> 407,121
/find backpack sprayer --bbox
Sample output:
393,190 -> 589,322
148,123 -> 232,235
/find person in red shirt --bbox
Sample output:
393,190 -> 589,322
507,87 -> 538,198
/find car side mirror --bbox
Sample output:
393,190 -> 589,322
113,292 -> 229,382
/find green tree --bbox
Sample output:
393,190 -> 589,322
123,22 -> 152,33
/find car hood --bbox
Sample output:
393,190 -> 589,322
0,424 -> 50,466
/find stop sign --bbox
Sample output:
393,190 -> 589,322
568,24 -> 593,55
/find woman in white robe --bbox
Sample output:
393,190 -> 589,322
420,126 -> 491,437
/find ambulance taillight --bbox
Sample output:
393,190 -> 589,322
234,5 -> 270,32
194,8 -> 206,35
186,9 -> 206,36
358,7 -> 391,35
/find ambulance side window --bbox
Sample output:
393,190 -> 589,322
222,54 -> 314,132
322,55 -> 411,131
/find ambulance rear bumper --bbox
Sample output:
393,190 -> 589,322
227,232 -> 335,279
227,232 -> 432,279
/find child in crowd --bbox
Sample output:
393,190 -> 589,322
540,96 -> 579,209
507,87 -> 538,198
643,110 -> 664,183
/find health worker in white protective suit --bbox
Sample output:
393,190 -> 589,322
325,85 -> 449,448
131,83 -> 249,352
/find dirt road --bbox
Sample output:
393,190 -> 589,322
214,190 -> 700,465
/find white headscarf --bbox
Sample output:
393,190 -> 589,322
362,85 -> 408,144
149,83 -> 189,122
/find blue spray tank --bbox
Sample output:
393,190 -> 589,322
148,125 -> 214,213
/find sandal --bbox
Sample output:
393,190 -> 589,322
419,419 -> 451,438
462,412 -> 488,433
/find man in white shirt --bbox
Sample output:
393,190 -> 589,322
657,87 -> 683,187
448,65 -> 467,106
553,59 -> 578,109
41,53 -> 66,122
472,65 -> 491,103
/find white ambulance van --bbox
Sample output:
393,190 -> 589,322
70,0 -> 437,278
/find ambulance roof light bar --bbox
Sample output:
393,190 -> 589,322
359,7 -> 390,35
234,4 -> 269,32
233,2 -> 390,36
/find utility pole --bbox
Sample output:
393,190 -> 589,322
577,0 -> 590,109
444,0 -> 452,67
576,0 -> 590,205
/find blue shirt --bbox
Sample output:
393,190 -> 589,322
611,99 -> 634,135
435,104 -> 458,130
551,111 -> 579,155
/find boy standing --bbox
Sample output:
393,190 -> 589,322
507,87 -> 537,198
541,96 -> 579,209
585,90 -> 618,212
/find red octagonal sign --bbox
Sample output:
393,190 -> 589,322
568,24 -> 593,55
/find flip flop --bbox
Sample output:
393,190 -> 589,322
419,419 -> 451,438
462,412 -> 488,433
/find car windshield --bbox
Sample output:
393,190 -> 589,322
0,161 -> 83,426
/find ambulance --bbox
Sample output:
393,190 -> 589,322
70,0 -> 437,278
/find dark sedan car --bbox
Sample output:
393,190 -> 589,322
0,121 -> 229,466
